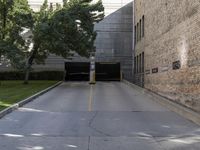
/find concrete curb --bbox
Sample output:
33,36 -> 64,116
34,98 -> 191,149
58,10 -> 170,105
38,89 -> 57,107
0,81 -> 63,119
123,80 -> 200,126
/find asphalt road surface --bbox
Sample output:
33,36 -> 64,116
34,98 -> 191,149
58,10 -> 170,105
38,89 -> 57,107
0,82 -> 200,150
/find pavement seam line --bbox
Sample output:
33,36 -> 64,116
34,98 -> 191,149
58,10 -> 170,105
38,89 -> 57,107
87,136 -> 91,150
89,111 -> 111,137
88,85 -> 94,112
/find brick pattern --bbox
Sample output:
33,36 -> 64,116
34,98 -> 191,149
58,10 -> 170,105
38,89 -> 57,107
134,0 -> 200,112
134,0 -> 145,87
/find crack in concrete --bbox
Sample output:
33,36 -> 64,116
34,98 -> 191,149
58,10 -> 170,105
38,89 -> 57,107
87,136 -> 91,150
89,111 -> 111,137
152,137 -> 168,150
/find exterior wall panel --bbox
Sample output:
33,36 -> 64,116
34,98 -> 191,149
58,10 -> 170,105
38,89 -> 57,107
95,0 -> 133,81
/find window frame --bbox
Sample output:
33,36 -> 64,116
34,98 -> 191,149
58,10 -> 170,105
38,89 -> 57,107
142,15 -> 144,37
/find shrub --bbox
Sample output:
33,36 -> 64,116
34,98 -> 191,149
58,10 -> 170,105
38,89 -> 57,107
0,71 -> 64,80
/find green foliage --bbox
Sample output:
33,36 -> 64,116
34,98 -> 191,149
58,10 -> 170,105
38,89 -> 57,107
0,71 -> 64,80
0,80 -> 58,111
32,0 -> 104,63
0,0 -> 33,70
46,0 -> 104,58
0,0 -> 104,83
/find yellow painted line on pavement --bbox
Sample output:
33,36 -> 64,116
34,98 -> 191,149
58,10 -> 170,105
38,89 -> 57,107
88,85 -> 94,111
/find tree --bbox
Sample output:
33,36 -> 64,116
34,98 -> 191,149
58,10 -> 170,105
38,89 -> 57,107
0,0 -> 33,70
23,0 -> 104,84
47,0 -> 104,58
1,0 -> 104,84
23,0 -> 51,84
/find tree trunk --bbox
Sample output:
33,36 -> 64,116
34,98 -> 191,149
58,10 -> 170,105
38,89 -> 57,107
0,53 -> 1,86
24,65 -> 31,84
23,45 -> 39,84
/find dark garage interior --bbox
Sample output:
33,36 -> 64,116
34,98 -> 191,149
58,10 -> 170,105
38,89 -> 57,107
65,62 -> 90,81
96,62 -> 121,81
65,62 -> 121,81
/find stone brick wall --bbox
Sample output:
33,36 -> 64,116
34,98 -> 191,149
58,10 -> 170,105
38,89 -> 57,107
134,0 -> 145,86
134,0 -> 200,112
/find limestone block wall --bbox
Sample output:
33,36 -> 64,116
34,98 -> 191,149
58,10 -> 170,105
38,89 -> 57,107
134,0 -> 200,112
134,0 -> 145,86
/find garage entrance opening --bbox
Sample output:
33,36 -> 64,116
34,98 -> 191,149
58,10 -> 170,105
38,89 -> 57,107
65,62 -> 90,81
96,62 -> 121,81
65,62 -> 121,81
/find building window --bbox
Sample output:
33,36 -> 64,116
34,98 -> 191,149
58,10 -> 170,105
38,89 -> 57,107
139,54 -> 141,73
134,56 -> 136,73
137,23 -> 139,42
137,55 -> 139,73
142,52 -> 144,73
134,25 -> 137,45
142,15 -> 144,37
139,19 -> 142,40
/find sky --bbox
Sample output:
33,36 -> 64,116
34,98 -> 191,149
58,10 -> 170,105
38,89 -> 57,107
28,0 -> 63,3
28,0 -> 63,11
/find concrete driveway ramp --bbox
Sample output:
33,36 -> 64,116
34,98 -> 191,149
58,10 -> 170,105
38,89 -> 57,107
0,82 -> 199,150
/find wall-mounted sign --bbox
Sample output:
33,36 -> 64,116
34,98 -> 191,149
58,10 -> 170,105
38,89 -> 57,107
145,69 -> 150,75
161,66 -> 170,72
152,68 -> 158,74
173,60 -> 181,70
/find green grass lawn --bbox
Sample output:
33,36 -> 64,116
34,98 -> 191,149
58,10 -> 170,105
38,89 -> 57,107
0,80 -> 58,111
